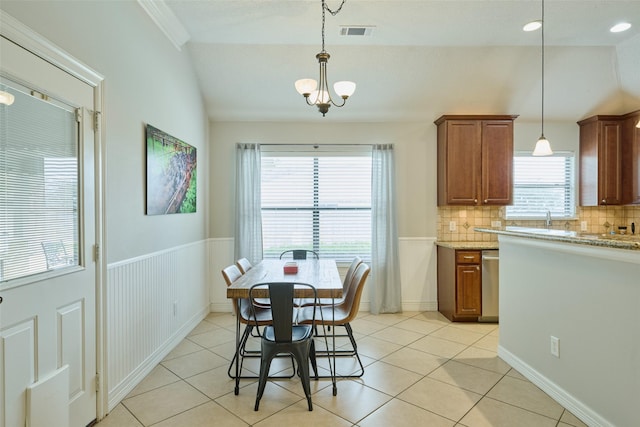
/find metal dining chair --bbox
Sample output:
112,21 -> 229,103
249,282 -> 320,411
279,249 -> 319,260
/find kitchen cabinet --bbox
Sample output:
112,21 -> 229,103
437,246 -> 482,321
578,115 -> 623,206
622,110 -> 640,205
435,115 -> 517,206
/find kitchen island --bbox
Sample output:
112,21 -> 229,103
475,227 -> 639,427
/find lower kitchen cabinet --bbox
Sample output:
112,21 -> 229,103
437,246 -> 482,321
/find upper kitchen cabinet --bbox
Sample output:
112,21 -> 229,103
622,110 -> 640,205
435,115 -> 518,206
578,115 -> 623,206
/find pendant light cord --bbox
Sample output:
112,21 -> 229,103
541,0 -> 545,136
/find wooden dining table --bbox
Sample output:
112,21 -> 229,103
226,258 -> 343,396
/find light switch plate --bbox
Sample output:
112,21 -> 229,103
449,221 -> 457,232
491,220 -> 502,228
580,221 -> 588,231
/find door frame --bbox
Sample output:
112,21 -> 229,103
1,11 -> 108,421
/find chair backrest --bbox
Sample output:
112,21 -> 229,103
236,258 -> 253,274
340,262 -> 370,323
41,240 -> 73,269
250,282 -> 316,342
222,264 -> 243,286
342,256 -> 363,291
279,249 -> 319,260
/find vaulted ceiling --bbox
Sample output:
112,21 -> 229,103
141,0 -> 640,122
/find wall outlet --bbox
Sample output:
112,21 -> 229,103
491,220 -> 502,228
580,221 -> 588,232
449,221 -> 457,232
550,336 -> 560,358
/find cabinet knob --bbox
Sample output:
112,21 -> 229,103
484,199 -> 488,204
474,199 -> 478,204
602,199 -> 606,204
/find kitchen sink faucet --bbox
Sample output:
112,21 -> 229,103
545,210 -> 552,229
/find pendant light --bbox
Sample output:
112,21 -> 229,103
295,0 -> 355,117
533,0 -> 553,156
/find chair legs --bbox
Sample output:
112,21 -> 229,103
254,339 -> 316,411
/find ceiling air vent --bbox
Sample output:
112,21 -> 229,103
340,26 -> 375,37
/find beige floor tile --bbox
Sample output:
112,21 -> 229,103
560,410 -> 589,427
252,399 -> 352,427
209,339 -> 241,361
152,401 -> 247,427
214,381 -> 303,425
188,320 -> 220,336
408,335 -> 468,358
486,375 -> 564,419
360,360 -> 423,396
393,317 -> 446,335
353,336 -> 403,360
187,328 -> 237,348
164,339 -> 205,361
365,313 -> 410,326
95,404 -> 142,427
314,352 -> 375,377
122,381 -> 209,426
453,346 -> 511,374
370,325 -> 425,346
349,317 -> 390,335
505,367 -> 527,381
472,334 -> 500,351
397,377 -> 482,421
381,346 -> 447,376
359,398 -> 455,427
126,364 -> 181,398
448,322 -> 499,335
412,311 -> 451,325
185,364 -> 247,400
312,379 -> 392,423
428,360 -> 503,395
161,349 -> 229,379
459,396 -> 558,427
429,325 -> 486,345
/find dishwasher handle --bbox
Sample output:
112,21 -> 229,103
482,255 -> 500,261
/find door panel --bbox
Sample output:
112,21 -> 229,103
1,38 -> 97,427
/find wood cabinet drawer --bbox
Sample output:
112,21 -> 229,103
456,251 -> 481,264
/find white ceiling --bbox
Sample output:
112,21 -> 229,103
143,0 -> 640,123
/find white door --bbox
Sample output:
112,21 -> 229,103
0,37 -> 97,427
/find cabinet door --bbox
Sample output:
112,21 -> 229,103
481,120 -> 513,205
444,121 -> 481,204
622,115 -> 640,204
598,121 -> 622,205
456,264 -> 481,316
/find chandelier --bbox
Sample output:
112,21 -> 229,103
295,0 -> 356,116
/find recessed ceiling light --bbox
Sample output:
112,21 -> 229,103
523,20 -> 542,32
610,22 -> 631,33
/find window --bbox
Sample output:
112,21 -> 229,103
506,151 -> 576,219
261,147 -> 372,263
0,78 -> 79,283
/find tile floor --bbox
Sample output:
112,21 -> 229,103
97,311 -> 588,427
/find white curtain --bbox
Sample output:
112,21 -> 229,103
234,143 -> 263,264
370,144 -> 402,313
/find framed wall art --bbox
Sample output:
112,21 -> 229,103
145,124 -> 197,215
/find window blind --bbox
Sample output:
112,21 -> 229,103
0,80 -> 79,283
506,151 -> 576,219
261,149 -> 372,263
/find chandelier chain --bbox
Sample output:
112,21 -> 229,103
541,0 -> 545,136
321,0 -> 347,52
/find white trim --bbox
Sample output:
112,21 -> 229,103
137,0 -> 191,51
107,239 -> 208,269
498,346 -> 612,427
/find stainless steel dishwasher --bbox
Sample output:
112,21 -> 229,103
479,250 -> 499,322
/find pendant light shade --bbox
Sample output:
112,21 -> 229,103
533,135 -> 553,156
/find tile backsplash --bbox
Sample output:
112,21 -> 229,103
437,205 -> 640,242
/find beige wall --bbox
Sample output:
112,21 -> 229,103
209,121 -> 438,240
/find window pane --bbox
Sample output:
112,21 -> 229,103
261,151 -> 372,263
0,79 -> 79,283
506,152 -> 575,219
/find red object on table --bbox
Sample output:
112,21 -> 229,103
283,261 -> 298,274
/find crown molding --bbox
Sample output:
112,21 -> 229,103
137,0 -> 190,51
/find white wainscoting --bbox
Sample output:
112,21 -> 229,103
106,240 -> 209,411
208,237 -> 438,313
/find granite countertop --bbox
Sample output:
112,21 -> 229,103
435,241 -> 499,250
474,226 -> 640,251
